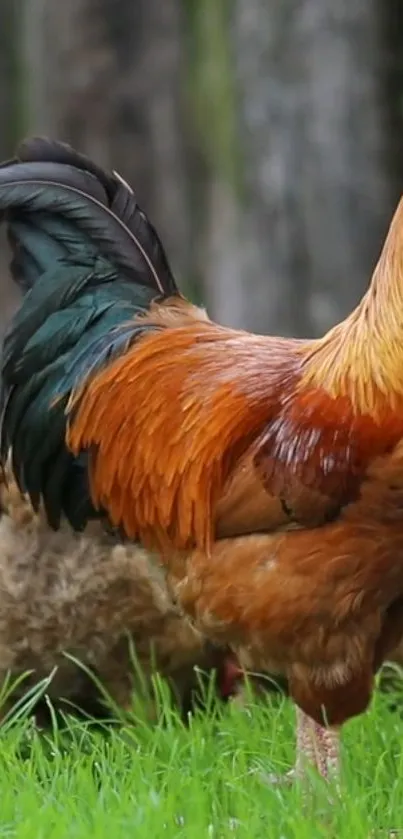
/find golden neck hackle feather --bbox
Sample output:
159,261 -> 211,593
301,197 -> 403,418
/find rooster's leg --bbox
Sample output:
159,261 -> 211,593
294,706 -> 340,780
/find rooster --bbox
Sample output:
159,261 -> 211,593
2,138 -> 403,781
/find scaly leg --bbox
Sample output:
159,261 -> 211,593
294,706 -> 340,780
268,706 -> 340,786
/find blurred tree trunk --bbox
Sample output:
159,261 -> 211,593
0,0 -> 19,158
6,0 -> 403,341
201,0 -> 393,336
22,0 -> 191,284
0,0 -> 24,339
378,0 -> 403,207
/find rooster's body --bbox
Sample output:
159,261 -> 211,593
2,138 -> 403,777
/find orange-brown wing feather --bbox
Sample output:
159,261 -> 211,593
66,316 -> 304,550
66,304 -> 403,552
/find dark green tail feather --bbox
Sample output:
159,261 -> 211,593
0,137 -> 179,530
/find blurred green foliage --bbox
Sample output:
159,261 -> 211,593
184,0 -> 242,193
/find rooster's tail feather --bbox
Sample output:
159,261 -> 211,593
0,137 -> 180,530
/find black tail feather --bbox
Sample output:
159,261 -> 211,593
0,136 -> 181,529
0,136 -> 179,297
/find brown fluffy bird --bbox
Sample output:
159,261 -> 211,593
2,137 -> 403,779
0,464 -> 239,723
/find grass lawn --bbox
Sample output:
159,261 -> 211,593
0,679 -> 402,839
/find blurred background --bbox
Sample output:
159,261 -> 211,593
0,0 -> 402,338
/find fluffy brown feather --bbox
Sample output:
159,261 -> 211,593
168,442 -> 403,726
0,466 -> 232,721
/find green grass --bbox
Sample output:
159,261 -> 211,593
0,681 -> 402,838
